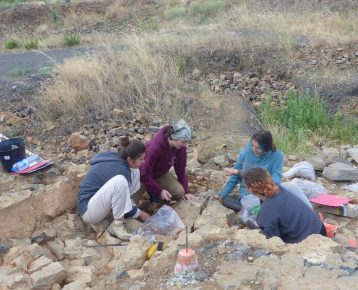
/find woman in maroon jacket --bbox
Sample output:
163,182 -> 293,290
138,120 -> 194,202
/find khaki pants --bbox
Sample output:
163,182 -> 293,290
133,172 -> 185,204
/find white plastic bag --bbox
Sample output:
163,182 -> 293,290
136,205 -> 185,242
283,161 -> 316,181
343,183 -> 358,193
290,178 -> 328,199
240,194 -> 260,225
281,182 -> 312,209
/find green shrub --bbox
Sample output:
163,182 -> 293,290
38,66 -> 53,75
51,10 -> 60,25
257,91 -> 358,154
165,6 -> 186,19
0,0 -> 30,10
24,39 -> 38,50
176,55 -> 186,77
188,0 -> 223,18
64,34 -> 80,46
4,39 -> 21,49
11,68 -> 30,77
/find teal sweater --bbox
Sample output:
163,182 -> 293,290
218,142 -> 284,198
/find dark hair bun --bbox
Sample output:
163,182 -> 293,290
119,136 -> 130,148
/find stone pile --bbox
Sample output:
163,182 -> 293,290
193,69 -> 297,107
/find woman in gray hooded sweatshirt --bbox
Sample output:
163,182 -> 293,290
77,137 -> 150,233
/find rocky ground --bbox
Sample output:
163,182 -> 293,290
1,86 -> 358,289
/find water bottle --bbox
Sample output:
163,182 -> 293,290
11,155 -> 41,172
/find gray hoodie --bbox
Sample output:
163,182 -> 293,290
77,150 -> 131,216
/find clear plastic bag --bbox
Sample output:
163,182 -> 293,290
136,205 -> 185,242
240,194 -> 260,226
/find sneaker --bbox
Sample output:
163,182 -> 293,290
107,221 -> 132,241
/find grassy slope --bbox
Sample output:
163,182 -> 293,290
2,0 -> 357,153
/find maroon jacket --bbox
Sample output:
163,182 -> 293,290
140,126 -> 188,196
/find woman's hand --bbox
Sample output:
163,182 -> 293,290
182,193 -> 194,201
223,167 -> 240,176
138,210 -> 150,222
160,189 -> 172,201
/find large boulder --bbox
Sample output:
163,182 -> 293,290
0,190 -> 35,240
32,176 -> 80,221
347,147 -> 358,163
30,262 -> 67,289
322,162 -> 358,181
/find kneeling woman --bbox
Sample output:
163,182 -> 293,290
77,137 -> 150,228
243,167 -> 326,243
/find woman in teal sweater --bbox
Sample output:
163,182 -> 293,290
217,130 -> 284,203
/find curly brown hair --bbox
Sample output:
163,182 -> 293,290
243,167 -> 278,198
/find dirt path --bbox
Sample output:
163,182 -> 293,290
196,92 -> 261,155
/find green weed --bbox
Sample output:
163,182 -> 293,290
4,39 -> 21,49
164,0 -> 223,22
0,0 -> 30,10
38,66 -> 53,75
257,91 -> 358,154
11,68 -> 31,77
188,0 -> 223,18
64,34 -> 80,46
165,6 -> 186,19
24,39 -> 38,50
51,10 -> 61,25
176,55 -> 186,77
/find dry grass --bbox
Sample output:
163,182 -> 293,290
226,1 -> 358,46
35,36 -> 219,125
61,12 -> 107,30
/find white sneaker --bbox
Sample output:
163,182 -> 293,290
107,221 -> 132,241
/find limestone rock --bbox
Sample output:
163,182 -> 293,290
172,197 -> 203,232
6,272 -> 32,289
81,245 -> 111,271
234,229 -> 286,252
347,147 -> 358,163
194,200 -> 231,230
28,255 -> 53,274
213,154 -> 228,167
68,133 -> 89,151
32,176 -> 80,221
305,156 -> 326,170
64,239 -> 84,260
62,281 -> 88,290
66,266 -> 94,286
186,159 -> 201,174
322,147 -> 341,165
47,238 -> 65,261
208,170 -> 225,191
322,162 -> 358,181
0,190 -> 35,239
109,235 -> 150,271
30,262 -> 67,289
214,260 -> 268,289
